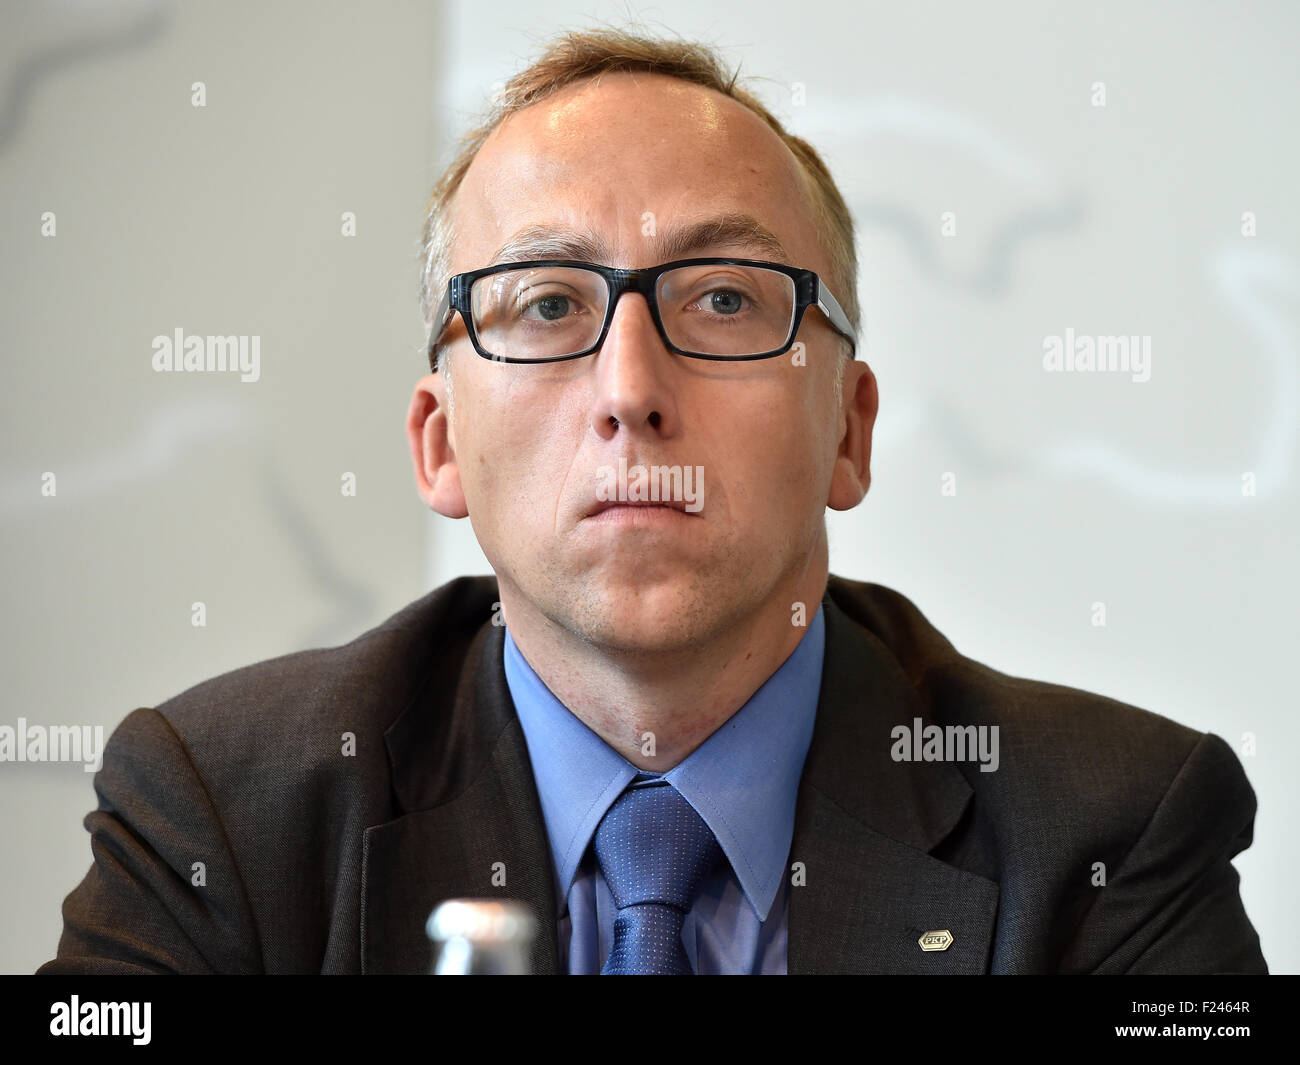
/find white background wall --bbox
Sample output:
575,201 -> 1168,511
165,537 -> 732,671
3,0 -> 1295,973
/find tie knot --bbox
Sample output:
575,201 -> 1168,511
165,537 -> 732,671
593,778 -> 723,912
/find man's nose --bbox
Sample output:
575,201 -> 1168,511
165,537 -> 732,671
588,291 -> 680,440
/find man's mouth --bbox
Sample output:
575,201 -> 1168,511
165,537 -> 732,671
585,498 -> 693,519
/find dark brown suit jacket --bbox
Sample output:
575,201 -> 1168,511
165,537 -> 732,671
38,575 -> 1268,973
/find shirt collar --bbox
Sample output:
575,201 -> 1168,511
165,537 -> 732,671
504,605 -> 825,923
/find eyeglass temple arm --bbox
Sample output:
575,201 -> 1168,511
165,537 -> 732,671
816,280 -> 858,359
427,285 -> 454,370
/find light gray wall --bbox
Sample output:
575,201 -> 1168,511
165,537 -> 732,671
3,0 -> 1296,973
1,0 -> 445,972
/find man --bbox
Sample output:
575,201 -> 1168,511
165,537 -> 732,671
40,28 -> 1266,975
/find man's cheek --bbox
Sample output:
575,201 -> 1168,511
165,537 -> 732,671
456,448 -> 506,528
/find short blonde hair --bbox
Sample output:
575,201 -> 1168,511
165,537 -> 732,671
419,26 -> 860,370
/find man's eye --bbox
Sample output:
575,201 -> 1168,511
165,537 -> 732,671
705,288 -> 745,315
522,293 -> 574,321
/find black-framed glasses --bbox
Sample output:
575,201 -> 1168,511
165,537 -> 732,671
426,257 -> 858,368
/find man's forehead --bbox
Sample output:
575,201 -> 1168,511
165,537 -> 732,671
450,73 -> 820,270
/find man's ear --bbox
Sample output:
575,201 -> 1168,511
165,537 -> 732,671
406,373 -> 468,518
827,360 -> 879,511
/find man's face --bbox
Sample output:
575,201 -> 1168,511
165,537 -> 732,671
416,71 -> 871,653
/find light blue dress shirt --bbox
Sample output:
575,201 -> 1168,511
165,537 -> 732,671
502,605 -> 825,974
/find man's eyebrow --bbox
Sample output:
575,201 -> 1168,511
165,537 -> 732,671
486,213 -> 791,268
488,225 -> 613,266
653,214 -> 791,264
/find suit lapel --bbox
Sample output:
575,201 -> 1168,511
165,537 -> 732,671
361,618 -> 561,974
787,593 -> 999,973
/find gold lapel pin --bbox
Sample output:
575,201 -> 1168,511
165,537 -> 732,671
918,929 -> 953,952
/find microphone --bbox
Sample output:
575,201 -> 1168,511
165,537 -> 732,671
426,899 -> 537,974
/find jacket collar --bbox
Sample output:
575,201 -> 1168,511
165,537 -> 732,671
784,582 -> 998,973
362,583 -> 562,975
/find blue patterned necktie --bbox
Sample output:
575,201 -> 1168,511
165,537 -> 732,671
593,774 -> 724,975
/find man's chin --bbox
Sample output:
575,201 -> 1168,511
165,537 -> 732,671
554,577 -> 739,656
